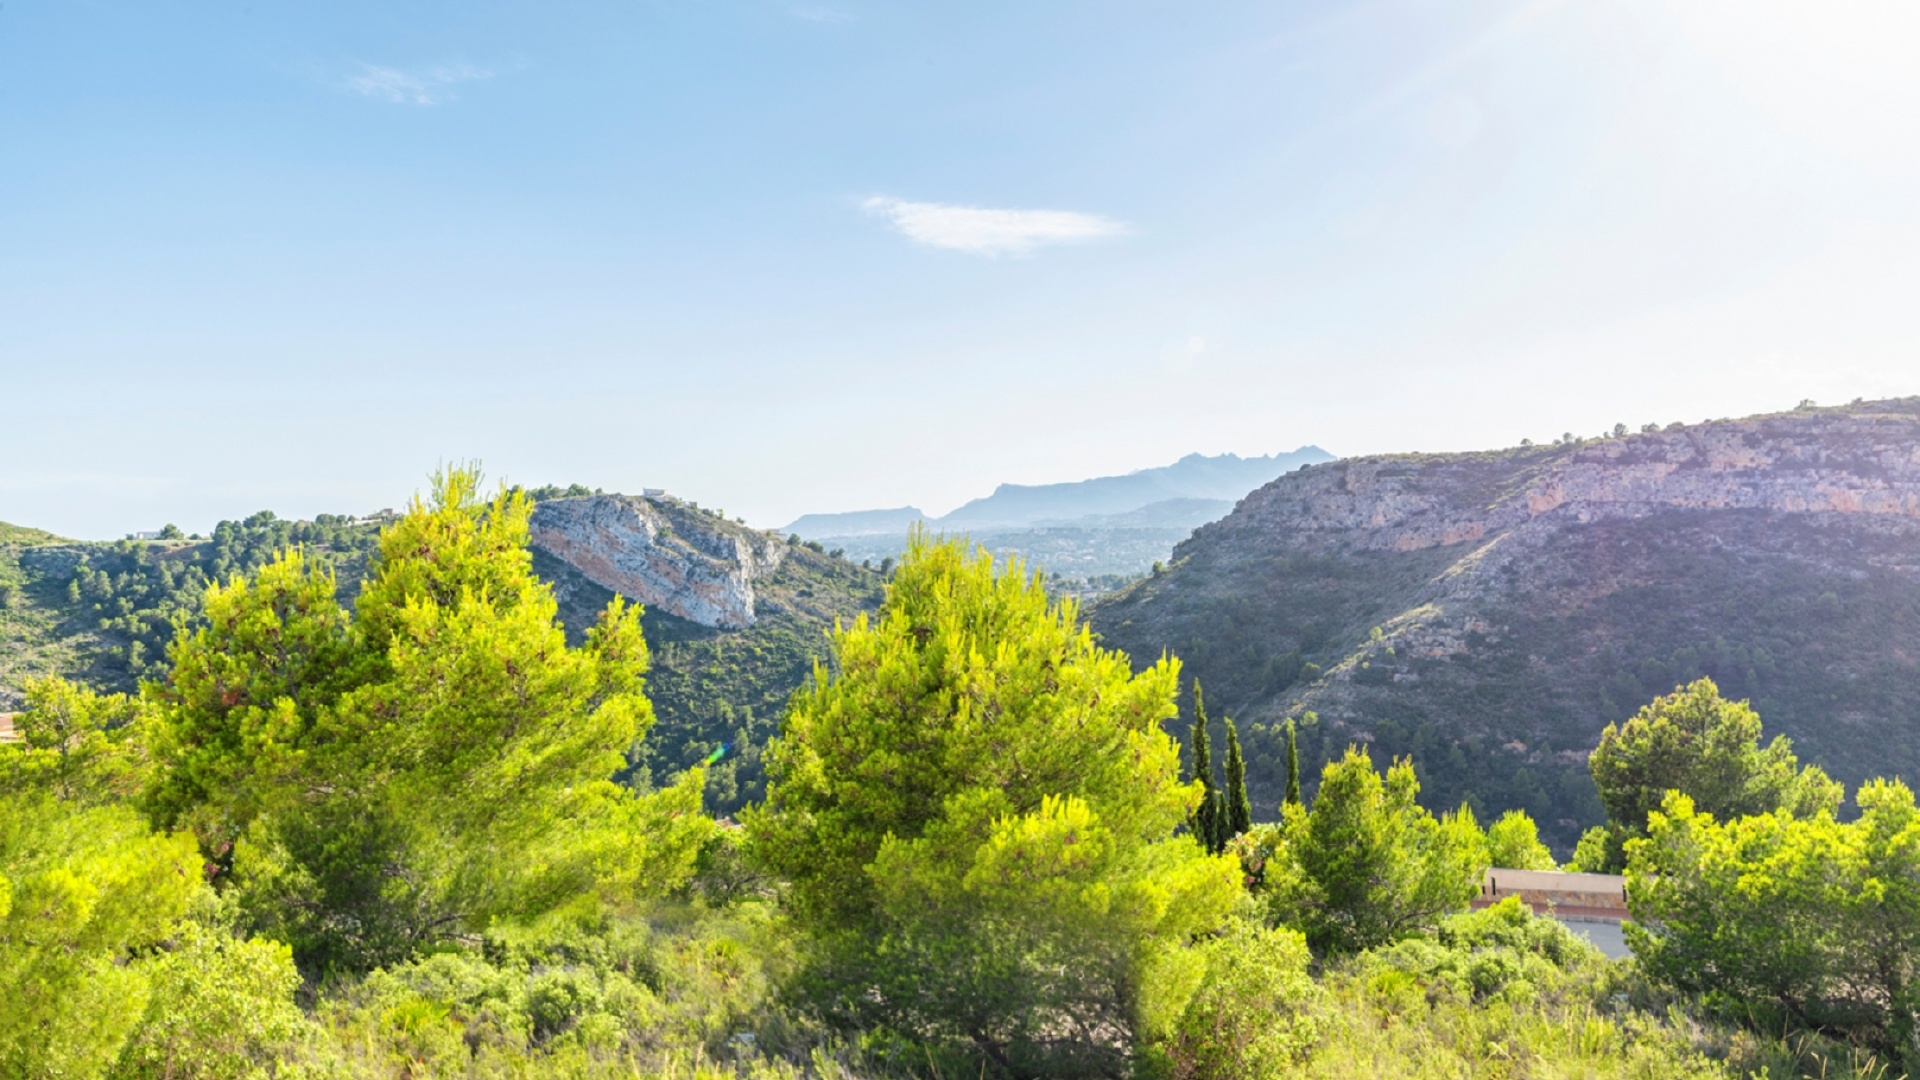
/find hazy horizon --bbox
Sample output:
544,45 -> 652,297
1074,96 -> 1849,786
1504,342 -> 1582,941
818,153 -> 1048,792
6,1 -> 1919,539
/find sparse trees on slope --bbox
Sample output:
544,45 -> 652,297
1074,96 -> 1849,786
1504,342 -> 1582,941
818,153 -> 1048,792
745,532 -> 1240,1077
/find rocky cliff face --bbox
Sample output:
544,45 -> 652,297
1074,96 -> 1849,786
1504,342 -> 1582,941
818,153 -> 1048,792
529,494 -> 787,630
1091,400 -> 1920,849
1230,409 -> 1920,553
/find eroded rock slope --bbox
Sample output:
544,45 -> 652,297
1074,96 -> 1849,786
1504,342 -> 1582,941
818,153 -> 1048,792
530,494 -> 787,630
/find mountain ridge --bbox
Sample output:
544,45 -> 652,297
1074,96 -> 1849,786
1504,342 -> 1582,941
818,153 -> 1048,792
784,447 -> 1334,537
1088,399 -> 1920,849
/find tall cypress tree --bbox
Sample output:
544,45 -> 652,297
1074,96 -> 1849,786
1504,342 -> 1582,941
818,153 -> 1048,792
1188,683 -> 1221,852
1222,717 -> 1252,839
1284,718 -> 1303,810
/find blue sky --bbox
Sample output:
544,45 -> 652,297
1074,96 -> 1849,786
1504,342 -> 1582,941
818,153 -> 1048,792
4,0 -> 1918,538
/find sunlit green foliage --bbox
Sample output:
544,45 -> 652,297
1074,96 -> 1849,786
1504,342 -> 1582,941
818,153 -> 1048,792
0,714 -> 200,1077
1586,678 -> 1842,870
14,468 -> 1920,1079
112,907 -> 318,1080
1629,781 -> 1920,1065
1567,823 -> 1621,873
1151,920 -> 1320,1080
1303,899 -> 1731,1079
1484,809 -> 1556,871
0,676 -> 146,805
147,467 -> 713,973
313,901 -> 793,1078
1262,746 -> 1484,954
747,532 -> 1241,1075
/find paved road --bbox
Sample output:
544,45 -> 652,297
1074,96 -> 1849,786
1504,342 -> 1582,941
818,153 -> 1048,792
1558,918 -> 1630,959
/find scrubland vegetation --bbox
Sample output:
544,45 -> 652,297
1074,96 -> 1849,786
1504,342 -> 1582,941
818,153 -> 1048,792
4,469 -> 1918,1078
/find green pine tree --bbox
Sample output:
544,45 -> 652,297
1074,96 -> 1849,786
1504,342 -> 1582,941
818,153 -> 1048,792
1284,718 -> 1303,809
745,532 -> 1240,1073
1223,717 -> 1252,840
1189,682 -> 1221,852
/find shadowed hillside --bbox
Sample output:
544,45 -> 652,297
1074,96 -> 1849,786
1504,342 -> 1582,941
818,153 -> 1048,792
1090,399 -> 1920,849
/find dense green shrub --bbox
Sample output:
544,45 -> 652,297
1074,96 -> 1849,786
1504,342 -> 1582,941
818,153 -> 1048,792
1485,809 -> 1556,870
113,914 -> 318,1080
1151,920 -> 1321,1080
1629,782 -> 1920,1065
1590,679 -> 1840,854
1262,746 -> 1483,953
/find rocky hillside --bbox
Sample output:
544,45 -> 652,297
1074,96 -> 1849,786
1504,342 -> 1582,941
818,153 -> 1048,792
531,495 -> 884,810
530,494 -> 792,630
1089,399 -> 1920,849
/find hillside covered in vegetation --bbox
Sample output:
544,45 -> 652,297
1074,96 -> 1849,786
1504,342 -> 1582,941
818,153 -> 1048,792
6,473 -> 1918,1080
0,488 -> 882,816
1091,398 -> 1920,849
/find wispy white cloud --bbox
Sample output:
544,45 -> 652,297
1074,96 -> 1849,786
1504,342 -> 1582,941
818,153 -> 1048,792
346,63 -> 493,106
862,196 -> 1129,257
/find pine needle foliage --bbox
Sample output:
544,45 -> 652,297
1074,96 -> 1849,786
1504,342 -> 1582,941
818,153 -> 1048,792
1222,718 -> 1252,841
1284,718 -> 1303,809
145,465 -> 712,973
1189,682 -> 1223,853
747,530 -> 1240,1076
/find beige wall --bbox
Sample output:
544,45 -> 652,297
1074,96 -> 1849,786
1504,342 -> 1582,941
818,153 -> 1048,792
1480,868 -> 1628,915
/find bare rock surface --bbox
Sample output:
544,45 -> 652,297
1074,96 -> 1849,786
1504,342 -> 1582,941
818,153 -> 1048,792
1225,408 -> 1920,554
530,494 -> 786,630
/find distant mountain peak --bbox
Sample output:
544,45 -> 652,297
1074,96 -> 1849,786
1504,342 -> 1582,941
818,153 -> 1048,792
784,506 -> 928,539
786,446 -> 1335,539
934,446 -> 1334,531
